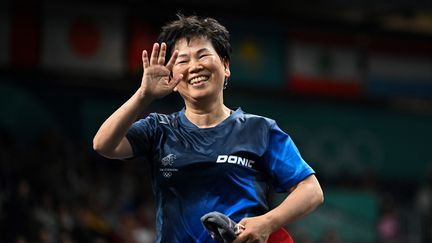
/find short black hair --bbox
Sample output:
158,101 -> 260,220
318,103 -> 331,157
157,14 -> 232,63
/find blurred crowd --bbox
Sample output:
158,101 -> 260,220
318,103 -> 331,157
0,128 -> 156,243
0,126 -> 431,243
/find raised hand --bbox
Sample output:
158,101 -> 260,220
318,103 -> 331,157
140,42 -> 183,99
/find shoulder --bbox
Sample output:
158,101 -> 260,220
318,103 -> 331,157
134,111 -> 181,128
152,111 -> 180,125
238,109 -> 276,128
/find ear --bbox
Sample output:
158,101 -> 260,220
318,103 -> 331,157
223,59 -> 231,78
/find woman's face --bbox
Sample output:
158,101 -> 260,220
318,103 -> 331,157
171,36 -> 230,104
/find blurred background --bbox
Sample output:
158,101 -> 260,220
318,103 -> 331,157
1,0 -> 432,242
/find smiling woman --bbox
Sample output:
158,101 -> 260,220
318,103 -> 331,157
170,37 -> 230,111
92,14 -> 323,243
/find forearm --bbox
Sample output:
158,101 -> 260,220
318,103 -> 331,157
93,88 -> 153,157
264,175 -> 324,232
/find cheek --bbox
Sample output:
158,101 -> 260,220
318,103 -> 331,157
204,58 -> 218,68
206,58 -> 225,74
172,65 -> 185,77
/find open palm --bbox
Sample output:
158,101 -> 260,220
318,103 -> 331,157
141,43 -> 182,99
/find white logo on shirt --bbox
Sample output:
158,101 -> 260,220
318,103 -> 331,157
160,154 -> 178,178
216,155 -> 255,168
161,154 -> 176,166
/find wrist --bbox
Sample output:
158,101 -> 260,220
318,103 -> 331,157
135,87 -> 154,107
262,212 -> 283,233
136,87 -> 155,101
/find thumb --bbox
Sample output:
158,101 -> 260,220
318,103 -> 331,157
235,218 -> 247,236
169,74 -> 183,89
233,226 -> 249,243
237,218 -> 247,226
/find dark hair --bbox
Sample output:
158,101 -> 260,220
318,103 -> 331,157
157,14 -> 232,63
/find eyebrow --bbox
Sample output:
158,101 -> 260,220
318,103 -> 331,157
197,48 -> 211,55
177,48 -> 211,58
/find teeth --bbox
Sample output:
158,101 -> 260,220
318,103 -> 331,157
190,76 -> 208,84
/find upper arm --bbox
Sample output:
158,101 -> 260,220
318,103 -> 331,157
102,137 -> 134,160
265,123 -> 315,192
288,174 -> 322,196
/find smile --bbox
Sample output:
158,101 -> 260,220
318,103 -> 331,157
189,75 -> 210,85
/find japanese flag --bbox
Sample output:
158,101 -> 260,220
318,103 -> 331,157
41,2 -> 126,76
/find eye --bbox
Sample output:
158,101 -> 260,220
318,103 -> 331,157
176,60 -> 188,65
199,54 -> 209,59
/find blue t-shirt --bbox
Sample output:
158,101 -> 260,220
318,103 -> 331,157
126,107 -> 314,243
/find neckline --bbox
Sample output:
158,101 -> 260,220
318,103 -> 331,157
179,107 -> 242,130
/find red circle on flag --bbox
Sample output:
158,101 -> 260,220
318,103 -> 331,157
68,19 -> 101,57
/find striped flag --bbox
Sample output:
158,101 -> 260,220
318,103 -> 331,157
367,53 -> 432,98
41,2 -> 126,76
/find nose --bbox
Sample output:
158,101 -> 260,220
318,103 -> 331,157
189,59 -> 204,73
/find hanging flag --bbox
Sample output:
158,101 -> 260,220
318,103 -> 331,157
128,21 -> 157,74
229,22 -> 284,88
10,3 -> 40,68
0,3 -> 10,67
367,53 -> 432,98
366,37 -> 432,98
287,40 -> 363,97
41,2 -> 126,76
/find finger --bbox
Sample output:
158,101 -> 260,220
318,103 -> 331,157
150,43 -> 160,65
238,219 -> 247,226
158,42 -> 166,65
235,223 -> 245,235
233,231 -> 249,243
165,50 -> 179,71
142,50 -> 149,69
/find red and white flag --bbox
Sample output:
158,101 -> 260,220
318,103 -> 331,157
41,2 -> 126,76
128,21 -> 157,74
287,40 -> 363,97
0,3 -> 10,67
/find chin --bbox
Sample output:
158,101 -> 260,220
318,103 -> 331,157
188,91 -> 214,101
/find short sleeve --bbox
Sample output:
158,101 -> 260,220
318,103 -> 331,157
264,122 -> 315,192
125,113 -> 157,160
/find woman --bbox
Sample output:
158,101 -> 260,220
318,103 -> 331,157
93,14 -> 324,243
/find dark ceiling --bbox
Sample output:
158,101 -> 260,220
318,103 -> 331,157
8,0 -> 432,36
125,0 -> 432,36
